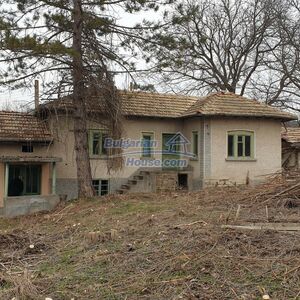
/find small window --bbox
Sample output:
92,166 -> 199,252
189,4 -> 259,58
92,179 -> 109,196
22,145 -> 33,153
192,131 -> 199,158
141,132 -> 154,158
227,131 -> 254,159
89,130 -> 108,156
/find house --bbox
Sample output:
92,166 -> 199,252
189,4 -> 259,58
0,111 -> 61,217
0,91 -> 296,217
282,127 -> 300,169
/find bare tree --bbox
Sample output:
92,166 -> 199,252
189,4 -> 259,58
142,0 -> 295,104
262,0 -> 300,110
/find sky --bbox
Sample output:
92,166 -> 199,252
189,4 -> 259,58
0,5 -> 158,111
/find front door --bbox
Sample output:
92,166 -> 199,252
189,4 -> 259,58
162,133 -> 180,169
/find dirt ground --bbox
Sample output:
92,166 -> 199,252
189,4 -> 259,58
0,181 -> 299,299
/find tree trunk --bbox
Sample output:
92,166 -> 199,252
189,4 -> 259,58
72,0 -> 94,198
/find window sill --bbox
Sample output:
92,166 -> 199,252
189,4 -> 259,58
190,157 -> 198,161
226,157 -> 257,162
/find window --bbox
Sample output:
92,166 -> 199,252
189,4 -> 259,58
192,131 -> 199,158
141,132 -> 154,158
22,145 -> 33,153
92,179 -> 109,196
89,130 -> 108,157
8,164 -> 41,196
227,131 -> 254,159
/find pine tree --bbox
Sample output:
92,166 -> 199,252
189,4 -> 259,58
0,0 -> 174,197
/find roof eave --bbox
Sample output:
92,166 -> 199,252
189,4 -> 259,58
181,113 -> 297,121
0,138 -> 53,143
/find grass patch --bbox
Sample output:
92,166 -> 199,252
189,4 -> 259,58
0,189 -> 299,299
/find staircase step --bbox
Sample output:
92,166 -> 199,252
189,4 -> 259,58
121,184 -> 130,190
140,171 -> 150,175
128,180 -> 137,185
116,189 -> 129,194
133,175 -> 144,180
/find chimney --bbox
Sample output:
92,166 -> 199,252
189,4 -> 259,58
129,82 -> 134,91
34,79 -> 39,111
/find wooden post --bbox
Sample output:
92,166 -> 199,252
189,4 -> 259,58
4,163 -> 9,197
34,80 -> 39,112
52,162 -> 56,194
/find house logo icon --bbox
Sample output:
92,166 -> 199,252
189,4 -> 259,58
164,132 -> 190,155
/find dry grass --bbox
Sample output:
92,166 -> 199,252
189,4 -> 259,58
0,180 -> 299,299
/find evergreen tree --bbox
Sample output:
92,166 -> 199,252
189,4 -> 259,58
0,0 -> 174,197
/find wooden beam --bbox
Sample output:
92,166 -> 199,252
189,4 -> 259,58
52,162 -> 56,195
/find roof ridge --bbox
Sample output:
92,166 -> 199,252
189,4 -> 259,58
119,89 -> 201,100
0,110 -> 32,115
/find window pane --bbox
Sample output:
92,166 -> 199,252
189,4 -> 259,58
22,145 -> 33,153
101,133 -> 108,155
237,141 -> 243,157
101,180 -> 109,196
25,165 -> 41,195
142,135 -> 152,157
92,133 -> 100,155
8,165 -> 24,196
245,135 -> 251,157
228,135 -> 234,157
92,180 -> 100,195
193,132 -> 198,156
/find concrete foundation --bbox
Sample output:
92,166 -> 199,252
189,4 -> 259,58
1,195 -> 60,218
56,178 -> 78,200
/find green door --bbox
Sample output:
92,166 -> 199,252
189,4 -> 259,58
162,133 -> 180,169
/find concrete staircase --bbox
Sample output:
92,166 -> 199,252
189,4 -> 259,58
116,170 -> 151,194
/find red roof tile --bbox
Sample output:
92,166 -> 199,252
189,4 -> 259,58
0,111 -> 52,142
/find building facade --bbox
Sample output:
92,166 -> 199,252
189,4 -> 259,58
0,91 -> 296,216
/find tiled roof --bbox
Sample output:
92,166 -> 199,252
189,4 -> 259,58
41,91 -> 199,118
282,127 -> 300,144
0,111 -> 52,142
41,90 -> 296,121
121,91 -> 199,117
182,92 -> 296,120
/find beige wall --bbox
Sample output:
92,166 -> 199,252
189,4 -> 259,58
209,118 -> 282,185
47,115 -> 283,187
0,143 -> 53,158
49,115 -> 186,181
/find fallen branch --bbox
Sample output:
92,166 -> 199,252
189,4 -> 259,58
222,223 -> 300,231
262,182 -> 300,204
175,220 -> 208,228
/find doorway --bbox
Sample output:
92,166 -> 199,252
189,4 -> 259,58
178,173 -> 188,190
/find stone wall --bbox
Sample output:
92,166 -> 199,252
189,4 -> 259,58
155,171 -> 178,192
